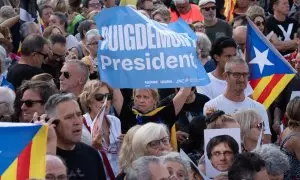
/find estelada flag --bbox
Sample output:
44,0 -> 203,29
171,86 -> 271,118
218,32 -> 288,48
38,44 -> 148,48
224,0 -> 236,23
246,17 -> 296,109
0,123 -> 48,180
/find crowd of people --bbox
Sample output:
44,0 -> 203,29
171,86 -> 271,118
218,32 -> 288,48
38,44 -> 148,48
0,0 -> 300,179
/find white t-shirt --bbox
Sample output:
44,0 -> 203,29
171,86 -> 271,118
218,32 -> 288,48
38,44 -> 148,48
196,72 -> 253,99
81,113 -> 121,176
203,94 -> 271,135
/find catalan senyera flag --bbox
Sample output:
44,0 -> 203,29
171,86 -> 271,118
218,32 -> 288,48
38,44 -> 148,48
0,123 -> 48,180
246,17 -> 296,109
224,0 -> 236,23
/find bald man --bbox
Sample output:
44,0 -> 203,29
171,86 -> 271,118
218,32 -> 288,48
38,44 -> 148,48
233,26 -> 247,54
46,155 -> 67,180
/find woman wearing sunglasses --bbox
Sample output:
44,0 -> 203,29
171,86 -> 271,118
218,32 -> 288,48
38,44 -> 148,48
247,5 -> 288,52
79,79 -> 121,177
233,109 -> 264,152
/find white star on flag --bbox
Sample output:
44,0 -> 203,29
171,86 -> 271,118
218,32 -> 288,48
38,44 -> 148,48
249,47 -> 274,74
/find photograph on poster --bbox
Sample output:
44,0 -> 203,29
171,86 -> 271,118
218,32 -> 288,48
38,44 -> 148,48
204,128 -> 241,178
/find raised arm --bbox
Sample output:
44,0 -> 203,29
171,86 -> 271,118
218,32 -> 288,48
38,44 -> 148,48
113,88 -> 124,116
0,15 -> 20,28
172,88 -> 191,116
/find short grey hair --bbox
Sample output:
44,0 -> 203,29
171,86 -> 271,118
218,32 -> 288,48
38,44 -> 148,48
253,144 -> 290,176
85,29 -> 100,44
0,87 -> 15,116
45,93 -> 77,118
19,22 -> 38,42
163,152 -> 190,179
125,156 -> 162,180
196,32 -> 211,58
64,60 -> 89,83
173,0 -> 188,4
224,56 -> 248,73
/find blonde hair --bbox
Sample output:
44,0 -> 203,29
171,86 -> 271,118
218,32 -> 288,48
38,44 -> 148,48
133,89 -> 159,109
132,122 -> 169,158
118,125 -> 141,171
233,109 -> 262,142
79,80 -> 113,113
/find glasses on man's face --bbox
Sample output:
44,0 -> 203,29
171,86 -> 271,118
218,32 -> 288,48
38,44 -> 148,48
33,51 -> 48,59
255,21 -> 264,27
201,6 -> 216,11
147,136 -> 170,149
94,93 -> 113,101
60,71 -> 70,79
21,100 -> 44,108
227,71 -> 249,79
212,150 -> 233,158
46,173 -> 68,180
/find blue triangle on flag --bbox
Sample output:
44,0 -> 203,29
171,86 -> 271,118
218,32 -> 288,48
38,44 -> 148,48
246,17 -> 296,80
0,124 -> 41,174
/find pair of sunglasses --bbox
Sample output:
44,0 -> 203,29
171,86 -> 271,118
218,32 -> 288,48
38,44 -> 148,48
21,100 -> 44,107
255,21 -> 264,27
61,72 -> 70,79
33,51 -> 48,59
202,6 -> 216,11
94,93 -> 113,101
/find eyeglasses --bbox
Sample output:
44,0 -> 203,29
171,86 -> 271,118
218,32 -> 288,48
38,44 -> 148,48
251,122 -> 264,130
46,173 -> 68,180
147,136 -> 170,149
201,6 -> 216,11
212,151 -> 233,157
227,72 -> 249,78
94,93 -> 113,101
21,100 -> 44,107
255,21 -> 264,27
87,42 -> 99,46
61,71 -> 70,79
33,51 -> 48,59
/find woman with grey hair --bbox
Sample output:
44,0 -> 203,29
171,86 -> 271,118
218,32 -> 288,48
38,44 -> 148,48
0,87 -> 15,121
233,109 -> 264,152
163,152 -> 190,180
81,29 -> 101,79
196,32 -> 214,72
0,45 -> 13,90
254,144 -> 289,180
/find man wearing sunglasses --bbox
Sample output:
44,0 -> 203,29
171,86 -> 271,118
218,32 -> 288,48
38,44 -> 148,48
199,0 -> 232,43
203,56 -> 272,143
42,34 -> 67,88
7,35 -> 50,89
59,60 -> 89,97
19,80 -> 58,122
45,93 -> 106,180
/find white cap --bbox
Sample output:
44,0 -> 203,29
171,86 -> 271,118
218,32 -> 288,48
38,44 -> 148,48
0,45 -> 6,61
198,0 -> 216,6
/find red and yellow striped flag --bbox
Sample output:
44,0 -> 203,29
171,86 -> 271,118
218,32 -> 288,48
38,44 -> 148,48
0,123 -> 48,180
224,0 -> 236,23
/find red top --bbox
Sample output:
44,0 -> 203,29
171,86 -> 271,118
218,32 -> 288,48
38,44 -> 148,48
170,4 -> 204,24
